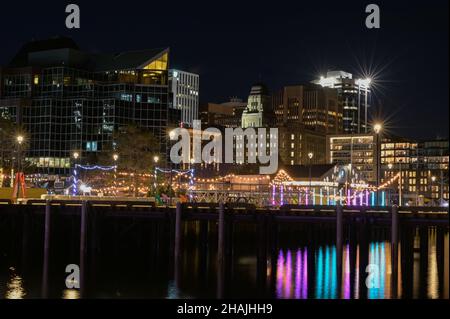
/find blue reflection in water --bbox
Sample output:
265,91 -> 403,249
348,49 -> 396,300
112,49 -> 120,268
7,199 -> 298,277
368,242 -> 387,299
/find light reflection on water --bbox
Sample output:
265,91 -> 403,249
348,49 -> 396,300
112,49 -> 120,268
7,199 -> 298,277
5,267 -> 26,299
62,289 -> 80,299
1,224 -> 448,299
274,237 -> 445,299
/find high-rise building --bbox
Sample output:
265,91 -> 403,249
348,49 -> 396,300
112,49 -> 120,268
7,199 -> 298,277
272,84 -> 342,134
169,69 -> 199,127
273,84 -> 341,166
313,71 -> 371,134
200,97 -> 246,128
0,37 -> 172,174
279,124 -> 327,166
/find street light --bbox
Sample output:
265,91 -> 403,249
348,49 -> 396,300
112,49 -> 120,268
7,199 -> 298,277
153,155 -> 159,164
16,135 -> 25,173
72,152 -> 80,196
373,123 -> 382,205
308,152 -> 314,202
112,154 -> 119,196
373,123 -> 382,134
17,135 -> 24,145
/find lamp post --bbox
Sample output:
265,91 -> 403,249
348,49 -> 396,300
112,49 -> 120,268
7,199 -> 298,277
153,155 -> 159,195
387,163 -> 393,204
308,152 -> 314,203
72,152 -> 80,196
113,153 -> 119,196
398,159 -> 403,206
431,175 -> 437,206
16,135 -> 24,173
373,123 -> 382,206
15,135 -> 25,198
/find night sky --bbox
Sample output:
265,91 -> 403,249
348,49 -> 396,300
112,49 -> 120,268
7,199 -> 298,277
0,0 -> 448,139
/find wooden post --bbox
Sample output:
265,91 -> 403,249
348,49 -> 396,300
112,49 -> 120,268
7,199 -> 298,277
391,204 -> 399,298
80,200 -> 88,298
217,202 -> 225,298
41,200 -> 51,298
257,213 -> 268,292
436,227 -> 445,298
268,213 -> 279,298
174,202 -> 182,288
419,227 -> 428,298
218,202 -> 225,265
174,202 -> 182,262
336,204 -> 343,296
21,209 -> 30,269
358,218 -> 369,299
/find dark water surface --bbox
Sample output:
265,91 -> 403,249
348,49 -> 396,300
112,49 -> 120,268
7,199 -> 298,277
0,214 -> 448,299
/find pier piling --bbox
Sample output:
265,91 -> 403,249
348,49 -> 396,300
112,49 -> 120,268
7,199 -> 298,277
41,200 -> 52,298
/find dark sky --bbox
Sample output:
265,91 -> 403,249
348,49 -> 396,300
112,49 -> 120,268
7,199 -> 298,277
0,0 -> 448,139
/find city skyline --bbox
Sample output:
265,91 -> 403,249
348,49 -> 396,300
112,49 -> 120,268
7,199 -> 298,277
0,0 -> 448,140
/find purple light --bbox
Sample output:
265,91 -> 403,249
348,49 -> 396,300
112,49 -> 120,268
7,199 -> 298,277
295,249 -> 302,299
347,189 -> 351,206
276,250 -> 284,298
272,184 -> 276,206
302,248 -> 308,299
285,250 -> 292,297
359,192 -> 363,206
344,244 -> 351,299
306,188 -> 309,205
365,190 -> 369,206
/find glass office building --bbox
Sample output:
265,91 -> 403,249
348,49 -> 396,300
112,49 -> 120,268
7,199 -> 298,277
0,37 -> 171,174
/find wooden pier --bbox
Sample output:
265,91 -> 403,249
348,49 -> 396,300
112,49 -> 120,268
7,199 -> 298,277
0,198 -> 448,298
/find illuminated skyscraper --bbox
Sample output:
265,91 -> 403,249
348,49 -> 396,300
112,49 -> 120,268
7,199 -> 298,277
313,71 -> 371,134
0,37 -> 171,174
169,69 -> 199,127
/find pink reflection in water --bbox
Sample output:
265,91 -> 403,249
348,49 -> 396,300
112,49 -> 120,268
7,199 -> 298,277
276,248 -> 308,299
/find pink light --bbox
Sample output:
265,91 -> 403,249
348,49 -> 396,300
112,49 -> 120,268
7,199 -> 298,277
295,249 -> 302,299
276,250 -> 284,298
285,250 -> 292,297
347,189 -> 351,206
344,244 -> 350,299
365,190 -> 369,206
272,184 -> 276,206
302,248 -> 308,299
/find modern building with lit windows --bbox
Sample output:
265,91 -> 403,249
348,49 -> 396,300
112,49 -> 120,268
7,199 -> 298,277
313,71 -> 371,134
326,134 -> 377,183
381,138 -> 449,206
0,37 -> 171,174
272,84 -> 342,134
169,69 -> 199,127
327,133 -> 449,205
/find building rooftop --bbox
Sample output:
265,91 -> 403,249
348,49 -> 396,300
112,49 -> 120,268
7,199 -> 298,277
6,36 -> 168,72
